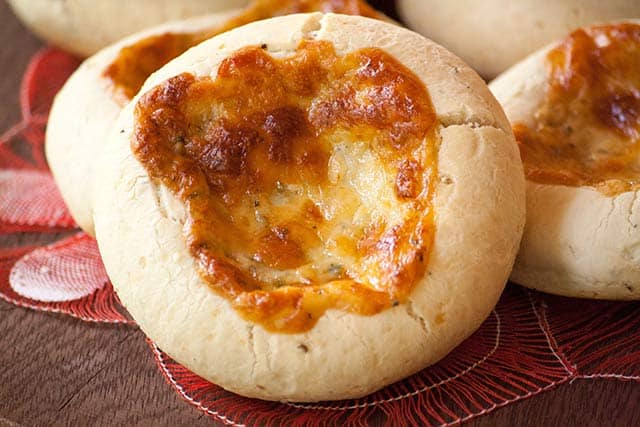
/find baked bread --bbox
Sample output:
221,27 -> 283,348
7,0 -> 249,57
94,13 -> 525,401
490,21 -> 640,300
397,0 -> 640,79
46,0 -> 385,236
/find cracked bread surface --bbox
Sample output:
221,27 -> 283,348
94,13 -> 525,401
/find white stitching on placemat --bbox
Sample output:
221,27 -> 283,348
0,287 -> 130,324
0,121 -> 30,145
578,373 -> 640,381
152,343 -> 246,427
528,292 -> 576,376
449,376 -> 572,427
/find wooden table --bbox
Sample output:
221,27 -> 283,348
0,1 -> 638,425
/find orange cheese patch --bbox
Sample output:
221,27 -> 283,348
514,23 -> 640,195
133,40 -> 439,333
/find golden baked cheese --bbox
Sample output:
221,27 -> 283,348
514,23 -> 640,196
132,39 -> 439,333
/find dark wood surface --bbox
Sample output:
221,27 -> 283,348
0,1 -> 638,426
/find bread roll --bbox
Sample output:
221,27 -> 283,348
490,21 -> 640,300
7,0 -> 249,57
94,13 -> 525,401
398,0 -> 640,79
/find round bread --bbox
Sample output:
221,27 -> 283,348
46,0 -> 387,237
94,13 -> 524,401
490,21 -> 640,300
45,12 -> 241,236
397,0 -> 640,79
7,0 -> 249,57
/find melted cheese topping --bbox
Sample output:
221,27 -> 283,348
514,23 -> 640,195
103,0 -> 380,100
133,40 -> 439,333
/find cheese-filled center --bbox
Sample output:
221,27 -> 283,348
514,23 -> 640,195
133,40 -> 439,332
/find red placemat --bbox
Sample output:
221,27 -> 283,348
1,47 -> 638,426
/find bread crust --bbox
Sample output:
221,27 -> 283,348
397,0 -> 640,79
94,13 -> 525,401
7,0 -> 248,57
45,12 -> 241,236
490,20 -> 640,300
